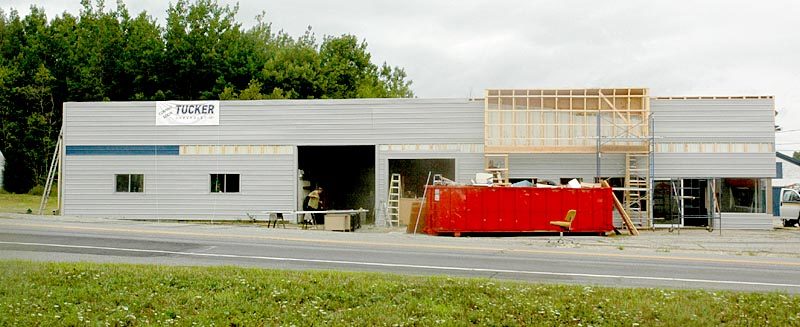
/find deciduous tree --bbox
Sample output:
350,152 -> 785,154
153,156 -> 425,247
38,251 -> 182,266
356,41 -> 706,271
0,0 -> 414,192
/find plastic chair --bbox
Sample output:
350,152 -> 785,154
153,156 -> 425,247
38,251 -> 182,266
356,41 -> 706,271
550,209 -> 577,237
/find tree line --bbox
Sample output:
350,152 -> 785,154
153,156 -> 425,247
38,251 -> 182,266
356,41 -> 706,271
0,0 -> 414,193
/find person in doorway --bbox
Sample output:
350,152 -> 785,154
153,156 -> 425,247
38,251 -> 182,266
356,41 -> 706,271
303,186 -> 325,225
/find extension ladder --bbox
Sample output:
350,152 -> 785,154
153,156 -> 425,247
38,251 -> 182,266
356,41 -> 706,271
38,128 -> 63,215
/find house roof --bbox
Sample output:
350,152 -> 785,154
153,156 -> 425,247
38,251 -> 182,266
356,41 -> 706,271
777,152 -> 800,168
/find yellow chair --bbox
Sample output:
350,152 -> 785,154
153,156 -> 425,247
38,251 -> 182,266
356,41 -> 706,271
550,209 -> 576,237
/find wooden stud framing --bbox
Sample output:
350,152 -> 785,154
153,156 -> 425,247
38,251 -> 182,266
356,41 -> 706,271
484,88 -> 650,154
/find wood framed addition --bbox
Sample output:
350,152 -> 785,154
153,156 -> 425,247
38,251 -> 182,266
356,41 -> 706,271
484,88 -> 651,154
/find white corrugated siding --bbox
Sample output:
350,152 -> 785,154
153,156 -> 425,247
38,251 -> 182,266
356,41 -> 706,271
63,99 -> 484,219
652,98 -> 775,178
719,213 -> 774,229
62,97 -> 777,226
64,99 -> 484,146
62,154 -> 295,219
509,153 -> 626,181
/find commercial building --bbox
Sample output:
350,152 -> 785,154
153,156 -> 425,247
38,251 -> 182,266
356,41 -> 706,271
59,88 -> 776,229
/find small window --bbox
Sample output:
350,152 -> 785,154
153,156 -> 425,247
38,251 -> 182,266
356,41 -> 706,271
784,190 -> 800,202
115,174 -> 144,192
211,174 -> 240,193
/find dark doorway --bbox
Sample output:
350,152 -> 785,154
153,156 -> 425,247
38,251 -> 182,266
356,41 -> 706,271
653,180 -> 680,225
297,146 -> 375,218
682,179 -> 709,227
389,159 -> 455,198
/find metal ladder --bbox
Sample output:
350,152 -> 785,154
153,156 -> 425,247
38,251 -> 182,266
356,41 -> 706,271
667,179 -> 684,231
386,173 -> 401,227
38,128 -> 63,215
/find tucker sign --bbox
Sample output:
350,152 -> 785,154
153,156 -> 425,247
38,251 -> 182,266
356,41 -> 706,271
156,101 -> 220,125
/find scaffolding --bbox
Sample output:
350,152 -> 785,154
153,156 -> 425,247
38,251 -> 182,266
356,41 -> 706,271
484,88 -> 653,228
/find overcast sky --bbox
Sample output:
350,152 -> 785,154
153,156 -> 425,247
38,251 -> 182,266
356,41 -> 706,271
3,0 -> 799,150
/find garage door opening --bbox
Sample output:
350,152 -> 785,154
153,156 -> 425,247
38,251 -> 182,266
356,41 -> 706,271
297,146 -> 375,221
388,159 -> 455,198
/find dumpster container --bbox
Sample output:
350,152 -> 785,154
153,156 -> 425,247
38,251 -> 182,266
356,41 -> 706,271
424,185 -> 613,235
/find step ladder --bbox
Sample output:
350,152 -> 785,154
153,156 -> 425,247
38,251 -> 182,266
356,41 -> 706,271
386,173 -> 401,227
38,128 -> 63,215
624,152 -> 650,227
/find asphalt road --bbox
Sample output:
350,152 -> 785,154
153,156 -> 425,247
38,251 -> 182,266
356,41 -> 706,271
1,217 -> 799,293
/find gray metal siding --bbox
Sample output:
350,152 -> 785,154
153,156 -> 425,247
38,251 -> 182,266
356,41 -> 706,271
652,98 -> 775,178
62,154 -> 294,219
651,98 -> 774,142
64,98 -> 483,220
375,148 -> 483,225
64,99 -> 484,146
62,97 -> 778,226
719,213 -> 773,229
609,210 -> 774,229
509,154 -> 626,181
654,153 -> 776,178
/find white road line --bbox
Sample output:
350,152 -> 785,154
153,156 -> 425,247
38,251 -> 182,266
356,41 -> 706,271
1,241 -> 799,289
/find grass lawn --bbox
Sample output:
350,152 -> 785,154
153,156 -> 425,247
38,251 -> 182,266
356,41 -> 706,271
0,193 -> 57,214
0,261 -> 798,326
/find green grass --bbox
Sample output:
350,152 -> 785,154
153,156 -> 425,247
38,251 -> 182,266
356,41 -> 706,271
0,193 -> 57,214
0,261 -> 798,326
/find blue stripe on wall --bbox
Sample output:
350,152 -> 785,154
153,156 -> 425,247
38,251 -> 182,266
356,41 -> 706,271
66,145 -> 179,156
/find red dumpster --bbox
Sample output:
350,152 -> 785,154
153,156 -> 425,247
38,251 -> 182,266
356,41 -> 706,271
424,185 -> 613,236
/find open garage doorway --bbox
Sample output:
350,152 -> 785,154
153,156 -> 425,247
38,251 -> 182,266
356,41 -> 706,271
387,158 -> 455,226
297,146 -> 375,221
389,159 -> 456,198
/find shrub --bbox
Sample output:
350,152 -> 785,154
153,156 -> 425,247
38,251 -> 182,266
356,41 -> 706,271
28,185 -> 44,196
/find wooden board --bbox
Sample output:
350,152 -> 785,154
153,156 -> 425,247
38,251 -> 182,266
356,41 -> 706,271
399,198 -> 422,225
601,180 -> 639,236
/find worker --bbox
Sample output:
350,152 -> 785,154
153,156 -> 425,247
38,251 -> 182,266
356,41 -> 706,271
303,186 -> 325,225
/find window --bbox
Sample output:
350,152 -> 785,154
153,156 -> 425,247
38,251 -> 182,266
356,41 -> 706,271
210,174 -> 240,193
720,178 -> 764,213
115,174 -> 144,192
784,190 -> 800,202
